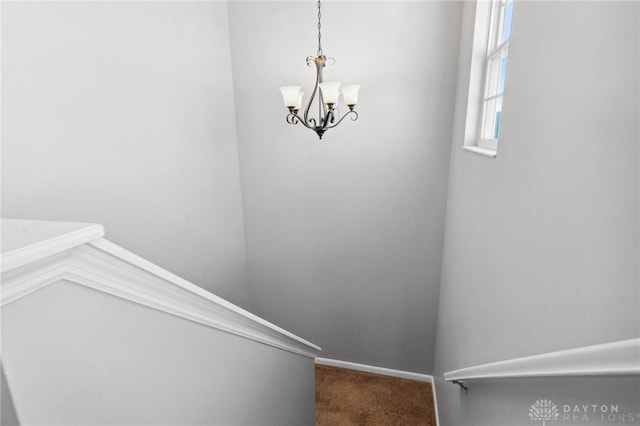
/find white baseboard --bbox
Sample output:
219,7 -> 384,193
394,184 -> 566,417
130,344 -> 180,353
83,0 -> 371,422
315,357 -> 433,382
314,357 -> 439,426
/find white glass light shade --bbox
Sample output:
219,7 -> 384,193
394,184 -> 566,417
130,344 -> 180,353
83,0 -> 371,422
295,92 -> 305,110
279,86 -> 302,108
319,82 -> 341,105
340,85 -> 360,107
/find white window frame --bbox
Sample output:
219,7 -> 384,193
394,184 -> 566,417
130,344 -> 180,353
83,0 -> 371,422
462,0 -> 514,158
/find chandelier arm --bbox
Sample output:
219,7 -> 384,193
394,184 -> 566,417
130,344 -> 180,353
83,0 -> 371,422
286,114 -> 298,125
286,113 -> 301,125
317,59 -> 329,123
307,117 -> 317,128
303,57 -> 323,128
302,81 -> 317,127
305,117 -> 317,130
319,109 -> 333,128
287,112 -> 315,129
302,92 -> 313,125
324,110 -> 358,130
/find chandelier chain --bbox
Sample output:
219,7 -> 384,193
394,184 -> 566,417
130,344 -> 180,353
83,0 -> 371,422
317,0 -> 322,56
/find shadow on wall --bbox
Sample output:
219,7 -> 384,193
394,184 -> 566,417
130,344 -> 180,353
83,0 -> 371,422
1,364 -> 20,426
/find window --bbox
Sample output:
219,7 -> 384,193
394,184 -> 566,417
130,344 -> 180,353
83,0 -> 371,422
463,0 -> 515,157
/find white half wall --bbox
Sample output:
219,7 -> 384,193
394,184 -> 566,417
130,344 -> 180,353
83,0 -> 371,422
1,2 -> 250,307
2,280 -> 316,425
1,219 -> 320,425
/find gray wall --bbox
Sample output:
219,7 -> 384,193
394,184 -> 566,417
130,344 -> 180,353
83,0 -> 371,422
228,1 -> 462,373
2,281 -> 315,425
433,1 -> 640,425
1,2 -> 250,307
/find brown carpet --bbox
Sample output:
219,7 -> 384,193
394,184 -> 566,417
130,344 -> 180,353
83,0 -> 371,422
315,364 -> 436,426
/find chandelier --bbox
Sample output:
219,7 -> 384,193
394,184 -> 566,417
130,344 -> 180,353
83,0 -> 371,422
279,0 -> 360,140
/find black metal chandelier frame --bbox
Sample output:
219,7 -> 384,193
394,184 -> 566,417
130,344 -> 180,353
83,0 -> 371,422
283,1 -> 358,140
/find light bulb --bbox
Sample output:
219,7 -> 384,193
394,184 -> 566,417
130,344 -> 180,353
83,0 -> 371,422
279,86 -> 302,108
340,85 -> 360,108
319,82 -> 341,105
